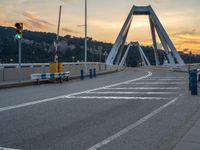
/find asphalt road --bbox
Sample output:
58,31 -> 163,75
0,68 -> 199,150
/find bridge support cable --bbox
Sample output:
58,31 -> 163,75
106,5 -> 185,66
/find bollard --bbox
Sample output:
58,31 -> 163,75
190,70 -> 198,95
89,69 -> 92,79
93,68 -> 96,77
199,74 -> 200,82
80,69 -> 84,80
189,70 -> 192,91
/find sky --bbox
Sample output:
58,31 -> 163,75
0,0 -> 200,54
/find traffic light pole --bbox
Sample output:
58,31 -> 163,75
18,40 -> 22,82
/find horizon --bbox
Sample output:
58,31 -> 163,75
0,0 -> 200,54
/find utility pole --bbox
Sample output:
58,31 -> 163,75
85,0 -> 88,71
54,4 -> 62,63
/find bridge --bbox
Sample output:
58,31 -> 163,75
0,5 -> 200,150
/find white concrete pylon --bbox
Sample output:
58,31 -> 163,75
106,5 -> 185,66
119,42 -> 151,67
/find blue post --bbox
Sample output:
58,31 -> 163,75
89,69 -> 92,79
93,68 -> 96,77
189,70 -> 192,91
80,69 -> 84,80
190,69 -> 198,95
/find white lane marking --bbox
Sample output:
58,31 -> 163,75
0,72 -> 152,112
87,94 -> 183,150
64,71 -> 152,98
0,147 -> 20,150
0,96 -> 65,112
144,79 -> 184,81
149,77 -> 185,79
68,96 -> 167,100
88,92 -> 177,95
131,82 -> 184,85
107,87 -> 181,90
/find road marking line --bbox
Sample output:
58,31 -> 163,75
68,96 -> 167,100
0,96 -> 65,112
144,79 -> 184,81
87,94 -> 182,150
131,82 -> 184,85
149,77 -> 185,79
0,147 -> 20,150
107,87 -> 181,90
88,92 -> 177,95
0,72 -> 152,112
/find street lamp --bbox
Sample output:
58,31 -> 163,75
84,0 -> 88,72
77,0 -> 88,71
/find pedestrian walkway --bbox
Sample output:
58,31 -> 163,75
173,118 -> 200,150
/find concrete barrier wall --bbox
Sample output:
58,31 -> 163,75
0,63 -> 119,82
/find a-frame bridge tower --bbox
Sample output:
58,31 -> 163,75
106,5 -> 185,66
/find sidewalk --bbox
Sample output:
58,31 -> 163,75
173,118 -> 200,150
173,83 -> 200,150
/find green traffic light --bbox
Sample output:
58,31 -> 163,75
15,34 -> 22,40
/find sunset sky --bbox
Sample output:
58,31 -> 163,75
0,0 -> 200,54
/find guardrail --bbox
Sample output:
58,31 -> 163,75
0,62 -> 120,82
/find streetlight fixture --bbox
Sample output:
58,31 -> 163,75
77,0 -> 88,71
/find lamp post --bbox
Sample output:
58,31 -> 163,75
84,0 -> 88,71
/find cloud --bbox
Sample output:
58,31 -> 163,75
22,11 -> 55,30
154,0 -> 176,3
0,20 -> 14,27
173,29 -> 197,36
170,30 -> 200,54
62,27 -> 79,34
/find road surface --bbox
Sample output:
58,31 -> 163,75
0,68 -> 199,150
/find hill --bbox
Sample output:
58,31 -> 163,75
0,26 -> 199,67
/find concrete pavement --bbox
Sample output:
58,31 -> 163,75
0,68 -> 199,150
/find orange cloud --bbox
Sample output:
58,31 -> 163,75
0,20 -> 15,27
22,11 -> 55,30
62,26 -> 79,34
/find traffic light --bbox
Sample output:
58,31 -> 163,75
15,23 -> 23,40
